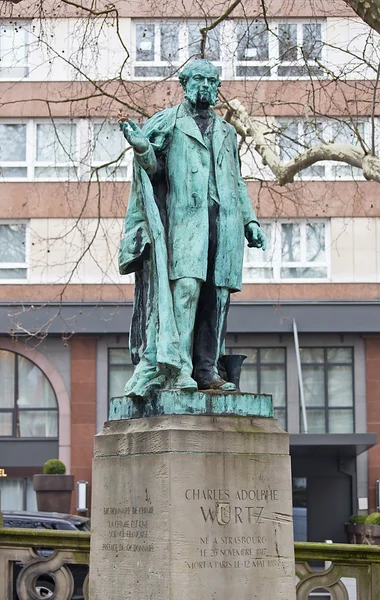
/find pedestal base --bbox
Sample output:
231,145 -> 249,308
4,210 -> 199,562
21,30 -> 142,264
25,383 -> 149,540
109,390 -> 274,420
89,401 -> 296,600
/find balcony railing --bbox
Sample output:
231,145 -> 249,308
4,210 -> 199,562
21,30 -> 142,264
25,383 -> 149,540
295,541 -> 380,598
1,529 -> 380,599
0,527 -> 90,600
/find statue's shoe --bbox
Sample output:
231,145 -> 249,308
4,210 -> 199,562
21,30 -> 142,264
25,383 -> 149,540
124,371 -> 166,398
173,374 -> 198,391
197,376 -> 236,392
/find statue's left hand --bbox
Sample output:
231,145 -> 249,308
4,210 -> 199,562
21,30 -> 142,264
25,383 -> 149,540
245,222 -> 267,251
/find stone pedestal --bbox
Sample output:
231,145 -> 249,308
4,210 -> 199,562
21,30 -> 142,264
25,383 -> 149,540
89,394 -> 296,600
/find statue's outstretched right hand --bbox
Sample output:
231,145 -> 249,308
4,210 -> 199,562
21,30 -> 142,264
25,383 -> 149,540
119,120 -> 150,154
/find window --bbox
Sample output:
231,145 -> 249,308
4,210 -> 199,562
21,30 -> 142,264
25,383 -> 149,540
225,347 -> 287,428
133,20 -> 221,78
277,22 -> 322,76
0,120 -> 78,181
300,347 -> 354,434
236,21 -> 270,77
108,348 -> 134,399
91,122 -> 132,181
281,221 -> 327,279
234,20 -> 323,79
134,22 -> 180,78
0,118 -> 133,182
132,19 -> 322,80
132,19 -> 323,80
0,21 -> 29,79
243,219 -> 329,282
278,118 -> 367,180
0,478 -> 37,510
292,477 -> 307,542
330,120 -> 366,179
0,351 -> 58,438
0,222 -> 28,281
35,122 -> 78,179
0,123 -> 27,178
187,22 -> 221,63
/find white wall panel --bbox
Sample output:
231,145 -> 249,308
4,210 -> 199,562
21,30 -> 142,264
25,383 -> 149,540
27,19 -> 75,81
331,217 -> 380,282
25,18 -> 131,82
352,218 -> 377,282
67,18 -> 131,82
330,218 -> 355,282
29,217 -> 133,284
325,18 -> 378,80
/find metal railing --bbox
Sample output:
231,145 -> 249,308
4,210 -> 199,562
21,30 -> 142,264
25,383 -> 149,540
1,529 -> 380,599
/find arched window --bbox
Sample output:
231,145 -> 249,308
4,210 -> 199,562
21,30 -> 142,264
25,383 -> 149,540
0,350 -> 58,438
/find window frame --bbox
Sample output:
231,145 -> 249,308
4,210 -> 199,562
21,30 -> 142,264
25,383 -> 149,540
107,347 -> 134,413
242,218 -> 330,284
0,118 -> 81,182
276,117 -> 369,181
299,346 -> 355,434
132,20 -> 184,80
131,18 -> 325,82
223,346 -> 288,429
131,19 -> 224,80
0,350 -> 59,439
233,19 -> 325,80
0,220 -> 29,283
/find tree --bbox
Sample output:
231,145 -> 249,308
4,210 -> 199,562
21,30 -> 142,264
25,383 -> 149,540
344,0 -> 380,35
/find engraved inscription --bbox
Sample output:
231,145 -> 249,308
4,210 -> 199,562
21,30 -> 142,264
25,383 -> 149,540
102,500 -> 154,554
184,487 -> 284,570
216,502 -> 230,525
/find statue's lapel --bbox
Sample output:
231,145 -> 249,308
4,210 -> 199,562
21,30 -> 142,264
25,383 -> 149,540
213,116 -> 229,165
175,104 -> 206,148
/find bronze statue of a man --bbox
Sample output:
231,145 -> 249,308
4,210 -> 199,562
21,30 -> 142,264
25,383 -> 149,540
119,59 -> 266,397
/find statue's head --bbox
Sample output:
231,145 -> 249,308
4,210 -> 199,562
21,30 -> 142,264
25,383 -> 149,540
179,59 -> 221,107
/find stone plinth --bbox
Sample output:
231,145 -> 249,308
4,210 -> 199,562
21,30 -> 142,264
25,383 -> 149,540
89,396 -> 296,600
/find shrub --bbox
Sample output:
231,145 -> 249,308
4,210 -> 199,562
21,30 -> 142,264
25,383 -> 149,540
366,512 -> 380,525
348,514 -> 368,524
43,459 -> 66,475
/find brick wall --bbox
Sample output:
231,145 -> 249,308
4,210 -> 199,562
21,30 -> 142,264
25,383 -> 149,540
70,336 -> 97,514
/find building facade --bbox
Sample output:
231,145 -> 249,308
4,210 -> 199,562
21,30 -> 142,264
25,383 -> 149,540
0,0 -> 380,542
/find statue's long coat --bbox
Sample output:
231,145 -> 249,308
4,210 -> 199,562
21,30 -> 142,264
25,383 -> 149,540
119,103 -> 257,292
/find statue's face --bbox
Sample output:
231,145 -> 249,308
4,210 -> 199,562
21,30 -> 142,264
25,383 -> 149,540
184,65 -> 220,106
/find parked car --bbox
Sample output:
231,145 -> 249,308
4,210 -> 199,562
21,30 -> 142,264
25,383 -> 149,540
3,510 -> 90,600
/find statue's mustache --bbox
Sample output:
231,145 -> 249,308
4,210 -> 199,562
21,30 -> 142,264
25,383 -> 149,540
184,85 -> 218,106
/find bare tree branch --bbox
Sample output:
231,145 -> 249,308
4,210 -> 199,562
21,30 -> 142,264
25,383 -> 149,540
226,98 -> 380,185
200,0 -> 242,58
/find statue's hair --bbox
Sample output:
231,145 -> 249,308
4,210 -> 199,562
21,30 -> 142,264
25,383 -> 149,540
178,59 -> 221,88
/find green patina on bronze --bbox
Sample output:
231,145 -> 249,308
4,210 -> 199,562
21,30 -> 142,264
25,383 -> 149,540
109,391 -> 274,420
118,59 -> 267,401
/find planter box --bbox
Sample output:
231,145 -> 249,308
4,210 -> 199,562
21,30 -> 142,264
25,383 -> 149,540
33,474 -> 74,514
345,523 -> 380,545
